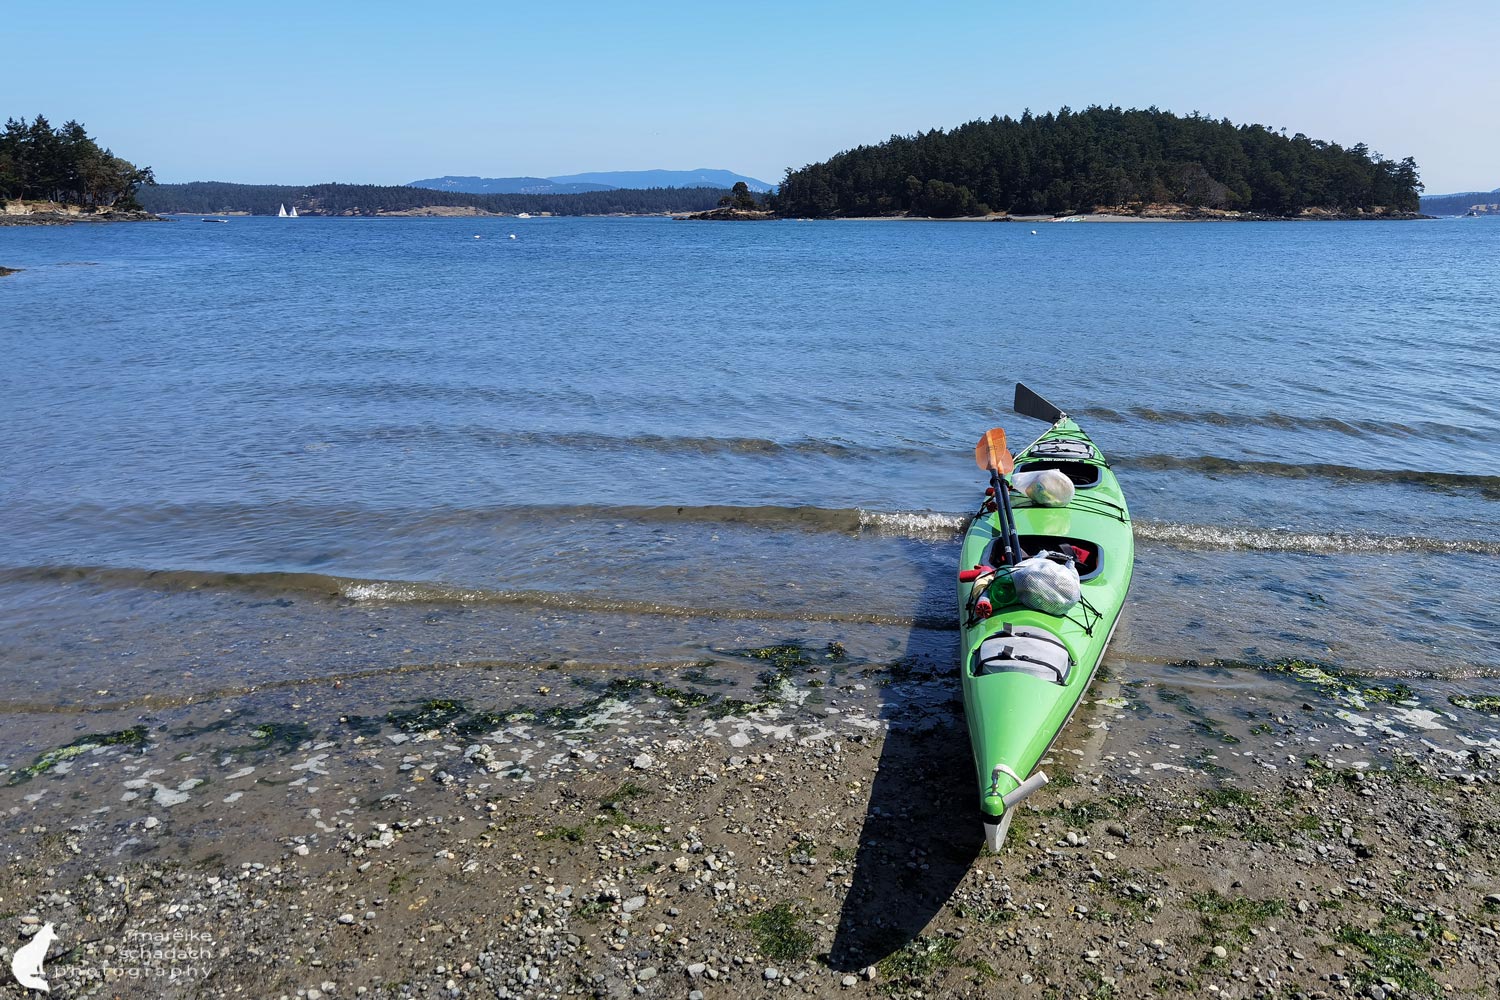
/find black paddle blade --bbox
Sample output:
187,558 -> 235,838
1014,382 -> 1065,424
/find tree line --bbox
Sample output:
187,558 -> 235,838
771,106 -> 1423,218
1418,188 -> 1498,216
0,115 -> 155,209
136,181 -> 733,216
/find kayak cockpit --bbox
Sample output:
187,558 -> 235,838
1012,458 -> 1102,488
981,532 -> 1105,581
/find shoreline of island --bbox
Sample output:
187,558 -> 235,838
678,204 -> 1432,222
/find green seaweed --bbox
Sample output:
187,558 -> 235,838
876,934 -> 967,986
1449,693 -> 1500,712
736,643 -> 811,671
1334,925 -> 1439,998
605,676 -> 713,710
11,726 -> 149,783
386,699 -> 467,732
747,903 -> 814,962
704,696 -> 767,719
250,722 -> 314,747
1192,891 -> 1285,920
1200,787 -> 1258,810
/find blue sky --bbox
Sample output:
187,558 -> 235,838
4,1 -> 1495,192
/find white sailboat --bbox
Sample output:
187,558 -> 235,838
278,204 -> 288,218
289,205 -> 298,217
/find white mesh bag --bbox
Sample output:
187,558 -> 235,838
1011,553 -> 1081,615
1013,469 -> 1075,507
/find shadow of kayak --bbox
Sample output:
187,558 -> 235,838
827,536 -> 979,972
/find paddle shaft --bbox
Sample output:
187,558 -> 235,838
995,469 -> 1023,563
989,468 -> 1023,566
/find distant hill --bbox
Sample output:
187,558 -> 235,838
774,105 -> 1423,218
405,175 -> 617,195
1419,188 -> 1500,216
408,169 -> 773,195
136,181 -> 729,217
548,169 -> 772,192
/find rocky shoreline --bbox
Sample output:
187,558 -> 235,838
675,208 -> 777,222
0,208 -> 163,226
2,648 -> 1496,1000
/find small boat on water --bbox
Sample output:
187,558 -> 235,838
202,218 -> 229,223
516,212 -> 532,219
278,204 -> 287,217
958,383 -> 1134,851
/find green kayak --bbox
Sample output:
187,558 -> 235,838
958,384 -> 1135,851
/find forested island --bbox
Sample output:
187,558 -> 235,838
136,182 -> 730,217
771,106 -> 1424,219
1,115 -> 155,212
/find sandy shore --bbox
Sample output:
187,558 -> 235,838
3,650 -> 1497,1000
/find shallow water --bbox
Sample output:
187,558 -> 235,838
2,216 -> 1498,729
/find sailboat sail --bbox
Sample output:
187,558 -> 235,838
278,204 -> 288,218
289,205 -> 298,217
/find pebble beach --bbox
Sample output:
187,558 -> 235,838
4,645 -> 1498,999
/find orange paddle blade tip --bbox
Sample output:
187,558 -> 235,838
973,428 -> 1014,474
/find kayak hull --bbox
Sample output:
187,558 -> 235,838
957,418 -> 1134,840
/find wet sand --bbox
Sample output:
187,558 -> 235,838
4,652 -> 1498,999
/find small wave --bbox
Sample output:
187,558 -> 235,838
1135,520 -> 1500,556
856,509 -> 966,538
0,564 -> 956,630
1121,454 -> 1500,497
342,425 -> 931,461
1080,406 -> 1443,441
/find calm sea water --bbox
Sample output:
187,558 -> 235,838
2,215 -> 1498,714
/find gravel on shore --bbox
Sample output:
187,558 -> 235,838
2,662 -> 1497,1000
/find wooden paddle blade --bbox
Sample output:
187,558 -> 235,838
974,428 -> 1014,474
1014,382 -> 1065,424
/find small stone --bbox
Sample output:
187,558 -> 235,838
1105,822 -> 1128,839
633,754 -> 654,770
841,975 -> 857,987
295,844 -> 310,856
1211,945 -> 1227,959
689,992 -> 704,1000
637,967 -> 657,981
337,913 -> 356,925
686,963 -> 707,978
1065,831 -> 1081,846
307,991 -> 323,1000
863,966 -> 878,981
143,816 -> 160,830
1368,987 -> 1387,1000
764,967 -> 779,980
622,895 -> 647,914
